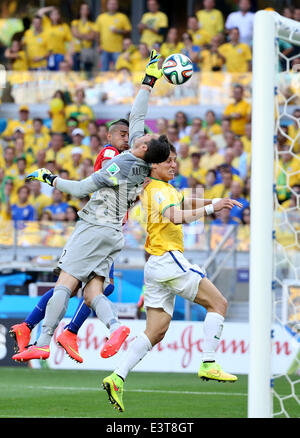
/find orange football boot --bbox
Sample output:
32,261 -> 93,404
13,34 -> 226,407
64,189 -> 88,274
12,344 -> 50,362
56,329 -> 83,363
9,322 -> 31,353
100,325 -> 130,358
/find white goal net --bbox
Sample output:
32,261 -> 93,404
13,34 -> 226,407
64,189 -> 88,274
249,11 -> 300,418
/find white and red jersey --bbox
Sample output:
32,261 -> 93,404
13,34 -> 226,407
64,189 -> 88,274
94,145 -> 120,172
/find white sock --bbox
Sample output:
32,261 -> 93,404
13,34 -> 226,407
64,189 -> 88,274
202,312 -> 224,362
91,294 -> 120,333
115,332 -> 152,380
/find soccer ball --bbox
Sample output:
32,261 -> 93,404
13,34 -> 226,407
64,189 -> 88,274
162,53 -> 193,85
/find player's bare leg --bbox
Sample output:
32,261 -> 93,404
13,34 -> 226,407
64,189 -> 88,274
84,276 -> 130,358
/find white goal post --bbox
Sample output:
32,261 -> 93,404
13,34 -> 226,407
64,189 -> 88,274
249,11 -> 300,418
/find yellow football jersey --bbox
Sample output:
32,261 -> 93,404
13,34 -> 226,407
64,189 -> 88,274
196,9 -> 224,40
142,178 -> 184,256
23,28 -> 48,69
95,12 -> 132,53
140,11 -> 168,49
218,42 -> 252,73
71,19 -> 96,52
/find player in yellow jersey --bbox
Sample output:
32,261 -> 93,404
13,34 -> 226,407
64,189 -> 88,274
103,144 -> 242,412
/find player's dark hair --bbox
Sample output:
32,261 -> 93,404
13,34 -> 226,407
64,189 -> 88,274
109,118 -> 129,128
144,135 -> 171,164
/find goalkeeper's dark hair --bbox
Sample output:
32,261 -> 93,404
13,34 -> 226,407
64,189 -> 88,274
144,134 -> 171,164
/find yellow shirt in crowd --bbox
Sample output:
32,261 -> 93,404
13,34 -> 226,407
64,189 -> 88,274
223,99 -> 251,136
140,11 -> 168,49
42,16 -> 72,55
71,19 -> 96,52
23,28 -> 48,69
95,12 -> 132,53
142,178 -> 184,256
189,28 -> 211,47
1,119 -> 34,138
200,49 -> 224,72
160,42 -> 184,59
218,42 -> 252,73
196,9 -> 224,40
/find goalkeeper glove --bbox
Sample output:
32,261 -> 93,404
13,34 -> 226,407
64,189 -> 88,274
142,49 -> 163,88
25,168 -> 57,186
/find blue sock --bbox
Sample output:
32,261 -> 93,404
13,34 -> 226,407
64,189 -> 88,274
66,297 -> 92,334
25,288 -> 54,330
104,283 -> 115,297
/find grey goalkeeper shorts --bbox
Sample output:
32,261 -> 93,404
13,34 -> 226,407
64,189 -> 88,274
56,219 -> 124,284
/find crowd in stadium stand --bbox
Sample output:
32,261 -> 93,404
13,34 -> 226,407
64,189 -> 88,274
0,0 -> 299,244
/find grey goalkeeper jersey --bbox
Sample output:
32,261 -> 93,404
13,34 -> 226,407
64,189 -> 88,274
56,152 -> 150,230
55,88 -> 151,230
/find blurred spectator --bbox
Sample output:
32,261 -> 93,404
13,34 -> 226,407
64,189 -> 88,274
180,32 -> 201,71
240,122 -> 252,154
177,142 -> 192,177
3,146 -> 17,177
211,207 -> 239,226
184,117 -> 203,145
115,37 -> 138,71
282,6 -> 294,19
281,184 -> 300,209
95,0 -> 132,71
25,118 -> 51,155
79,157 -> 95,178
67,128 -> 92,160
156,117 -> 168,136
287,108 -> 300,153
223,84 -> 251,136
187,15 -> 211,48
39,6 -> 73,71
200,139 -> 224,171
169,161 -> 189,190
276,145 -> 300,202
28,180 -> 52,219
215,151 -> 240,183
294,8 -> 300,21
241,206 -> 250,225
0,177 -> 14,220
4,39 -> 28,71
71,2 -> 96,72
82,120 -> 99,146
130,43 -> 150,73
207,168 -> 233,198
65,117 -> 79,144
45,133 -> 67,169
232,138 -> 250,180
189,150 -> 206,184
138,0 -> 168,50
66,205 -> 79,222
160,27 -> 183,60
40,210 -> 53,222
203,110 -> 222,137
45,188 -> 69,221
64,147 -> 84,180
167,124 -> 180,151
1,105 -> 33,141
23,15 -> 48,71
218,27 -> 252,73
203,168 -> 217,199
49,92 -> 67,134
14,157 -> 28,191
27,149 -> 47,175
65,88 -> 94,135
228,180 -> 249,221
225,0 -> 254,46
243,176 -> 251,201
199,35 -> 224,71
196,0 -> 224,42
9,185 -> 36,222
174,111 -> 191,139
195,129 -> 209,151
210,119 -> 232,149
98,123 -> 109,146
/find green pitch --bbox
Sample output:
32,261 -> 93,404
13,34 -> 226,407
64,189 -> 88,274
0,367 -> 298,418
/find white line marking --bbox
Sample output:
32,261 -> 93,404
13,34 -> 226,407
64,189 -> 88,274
1,384 -> 247,397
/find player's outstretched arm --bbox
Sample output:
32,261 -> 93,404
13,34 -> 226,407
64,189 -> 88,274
129,49 -> 163,147
164,198 -> 243,224
25,166 -> 120,198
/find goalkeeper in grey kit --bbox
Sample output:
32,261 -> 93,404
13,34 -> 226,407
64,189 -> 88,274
13,50 -> 170,363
